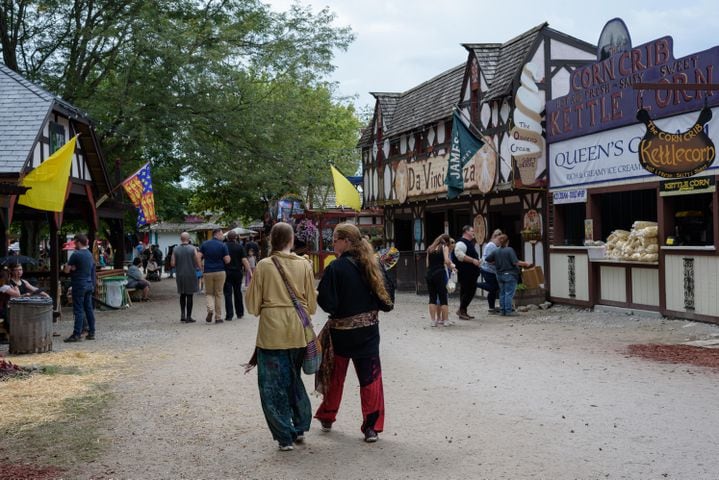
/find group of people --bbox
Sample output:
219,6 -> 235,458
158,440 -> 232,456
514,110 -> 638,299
170,229 -> 254,324
134,242 -> 163,281
246,222 -> 393,450
52,223 -> 529,451
425,225 -> 532,325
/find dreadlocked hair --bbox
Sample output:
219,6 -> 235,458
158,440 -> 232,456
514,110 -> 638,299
334,223 -> 392,307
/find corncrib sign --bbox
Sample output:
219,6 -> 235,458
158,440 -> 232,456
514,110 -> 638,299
636,107 -> 716,178
546,36 -> 719,142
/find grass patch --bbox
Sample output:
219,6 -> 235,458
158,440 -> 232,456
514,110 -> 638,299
0,385 -> 114,468
0,351 -> 126,471
36,364 -> 83,376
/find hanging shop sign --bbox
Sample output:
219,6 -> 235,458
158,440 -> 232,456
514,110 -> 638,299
393,153 -> 484,203
552,189 -> 587,204
510,63 -> 547,188
659,176 -> 716,196
636,107 -> 715,178
546,34 -> 719,143
473,214 -> 487,244
549,107 -> 719,188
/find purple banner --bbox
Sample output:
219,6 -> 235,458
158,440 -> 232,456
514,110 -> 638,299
547,36 -> 719,143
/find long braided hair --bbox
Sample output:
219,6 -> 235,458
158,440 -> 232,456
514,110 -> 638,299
333,223 -> 392,307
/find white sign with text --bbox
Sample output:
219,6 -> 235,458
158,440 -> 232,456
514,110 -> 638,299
549,107 -> 719,189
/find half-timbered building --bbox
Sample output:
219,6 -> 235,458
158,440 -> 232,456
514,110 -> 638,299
360,23 -> 596,294
0,63 -> 126,306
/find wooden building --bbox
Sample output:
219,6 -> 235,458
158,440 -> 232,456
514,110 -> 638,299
360,23 -> 596,294
0,63 -> 126,306
546,21 -> 719,323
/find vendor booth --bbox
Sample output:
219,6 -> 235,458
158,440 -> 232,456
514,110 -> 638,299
294,208 -> 383,277
547,19 -> 719,323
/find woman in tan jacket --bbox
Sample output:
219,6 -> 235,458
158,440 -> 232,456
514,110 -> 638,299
246,222 -> 317,451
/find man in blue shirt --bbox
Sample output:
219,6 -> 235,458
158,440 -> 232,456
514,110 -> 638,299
63,234 -> 97,342
199,229 -> 230,323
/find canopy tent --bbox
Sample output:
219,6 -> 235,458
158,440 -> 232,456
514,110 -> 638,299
224,226 -> 258,237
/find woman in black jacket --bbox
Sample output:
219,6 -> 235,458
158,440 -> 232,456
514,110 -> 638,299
314,223 -> 393,443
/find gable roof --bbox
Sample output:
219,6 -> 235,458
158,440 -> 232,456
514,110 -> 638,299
383,64 -> 465,138
358,93 -> 400,148
0,64 -> 55,174
463,23 -> 547,102
0,63 -> 98,172
0,63 -> 112,195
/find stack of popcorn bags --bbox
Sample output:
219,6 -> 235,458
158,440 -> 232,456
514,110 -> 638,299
605,221 -> 659,262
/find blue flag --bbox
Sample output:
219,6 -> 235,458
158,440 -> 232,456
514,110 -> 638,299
445,111 -> 484,199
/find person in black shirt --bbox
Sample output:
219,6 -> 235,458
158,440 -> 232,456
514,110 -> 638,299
314,223 -> 393,443
453,225 -> 481,320
224,230 -> 251,320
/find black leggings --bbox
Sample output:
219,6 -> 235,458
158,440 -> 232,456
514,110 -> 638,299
426,271 -> 448,306
180,294 -> 194,319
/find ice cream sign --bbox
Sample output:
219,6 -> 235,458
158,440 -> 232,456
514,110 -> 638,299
546,35 -> 719,143
510,63 -> 546,187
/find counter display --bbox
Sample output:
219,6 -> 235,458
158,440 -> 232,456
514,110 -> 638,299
605,221 -> 659,263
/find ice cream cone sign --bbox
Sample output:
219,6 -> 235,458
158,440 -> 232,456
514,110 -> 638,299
510,63 -> 546,188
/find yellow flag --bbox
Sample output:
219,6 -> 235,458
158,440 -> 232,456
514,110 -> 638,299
330,165 -> 361,212
18,135 -> 77,212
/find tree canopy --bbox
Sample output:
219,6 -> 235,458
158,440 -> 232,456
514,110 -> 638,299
0,0 -> 360,222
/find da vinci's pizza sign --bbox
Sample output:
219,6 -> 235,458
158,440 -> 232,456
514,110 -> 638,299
636,107 -> 716,178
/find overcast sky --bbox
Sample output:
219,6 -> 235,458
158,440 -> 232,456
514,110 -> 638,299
266,0 -> 719,112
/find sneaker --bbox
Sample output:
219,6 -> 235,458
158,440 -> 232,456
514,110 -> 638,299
320,421 -> 332,432
63,335 -> 82,343
431,320 -> 438,327
488,309 -> 499,315
85,333 -> 95,340
457,312 -> 471,320
205,313 -> 213,323
294,434 -> 305,443
505,312 -> 519,317
364,428 -> 378,443
278,444 -> 294,451
215,319 -> 224,324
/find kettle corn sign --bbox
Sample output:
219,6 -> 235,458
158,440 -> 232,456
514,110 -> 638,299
636,107 -> 716,178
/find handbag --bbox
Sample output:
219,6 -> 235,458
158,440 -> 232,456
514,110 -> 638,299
271,257 -> 321,374
446,268 -> 457,294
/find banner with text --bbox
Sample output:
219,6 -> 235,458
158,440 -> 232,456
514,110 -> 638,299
550,107 -> 719,189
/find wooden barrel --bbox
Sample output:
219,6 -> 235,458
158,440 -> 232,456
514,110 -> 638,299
8,297 -> 53,354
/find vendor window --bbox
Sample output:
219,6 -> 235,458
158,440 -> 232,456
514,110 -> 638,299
598,189 -> 657,240
664,193 -> 713,246
555,203 -> 585,245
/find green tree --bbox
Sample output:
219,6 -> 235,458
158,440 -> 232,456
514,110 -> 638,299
1,0 -> 358,222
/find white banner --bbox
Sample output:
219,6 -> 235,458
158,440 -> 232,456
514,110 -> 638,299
552,189 -> 587,204
549,107 -> 719,189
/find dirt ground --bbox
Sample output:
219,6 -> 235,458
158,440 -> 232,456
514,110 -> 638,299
3,277 -> 719,480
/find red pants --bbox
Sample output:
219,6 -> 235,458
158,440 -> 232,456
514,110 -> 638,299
315,354 -> 384,433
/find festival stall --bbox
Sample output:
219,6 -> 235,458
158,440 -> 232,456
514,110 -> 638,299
547,19 -> 719,323
294,208 -> 384,276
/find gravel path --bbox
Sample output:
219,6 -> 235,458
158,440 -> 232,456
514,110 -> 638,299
49,278 -> 719,479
